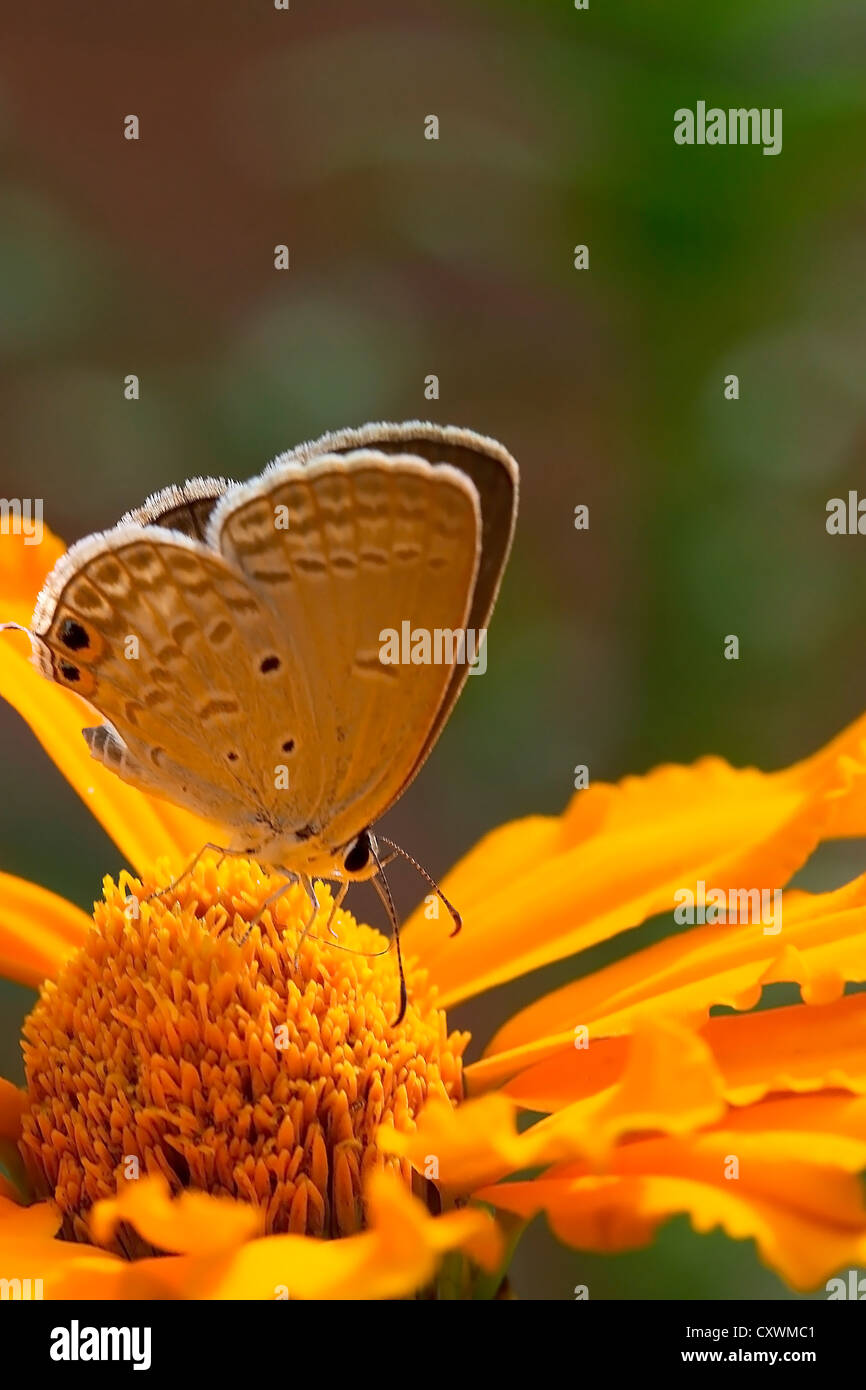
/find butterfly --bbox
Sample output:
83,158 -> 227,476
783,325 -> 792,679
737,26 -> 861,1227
10,421 -> 519,1019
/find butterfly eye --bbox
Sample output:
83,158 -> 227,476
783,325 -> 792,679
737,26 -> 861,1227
343,830 -> 373,875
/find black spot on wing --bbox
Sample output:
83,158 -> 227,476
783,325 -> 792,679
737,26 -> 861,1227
59,619 -> 90,651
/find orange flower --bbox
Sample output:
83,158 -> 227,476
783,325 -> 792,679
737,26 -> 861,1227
3,525 -> 866,1296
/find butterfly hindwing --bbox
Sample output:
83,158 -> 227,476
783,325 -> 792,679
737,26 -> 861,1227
283,422 -> 518,807
211,450 -> 482,850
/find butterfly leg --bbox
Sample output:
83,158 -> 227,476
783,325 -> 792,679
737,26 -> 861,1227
290,873 -> 323,968
237,871 -> 299,945
325,879 -> 349,939
235,872 -> 391,964
140,842 -> 240,906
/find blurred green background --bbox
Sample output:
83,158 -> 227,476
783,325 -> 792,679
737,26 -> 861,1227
1,0 -> 866,1298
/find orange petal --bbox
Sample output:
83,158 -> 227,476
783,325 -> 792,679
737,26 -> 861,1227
0,1077 -> 27,1143
703,994 -> 866,1107
501,994 -> 866,1113
378,1093 -> 526,1192
473,872 -> 866,1089
52,1172 -> 502,1300
90,1174 -> 262,1256
718,1091 -> 866,1155
0,1191 -> 62,1241
0,1192 -> 137,1297
0,871 -> 90,988
531,1021 -> 726,1167
0,532 -> 221,879
384,1022 -> 726,1188
405,749 -> 854,1008
0,526 -> 65,623
478,1102 -> 866,1291
0,1077 -> 29,1202
788,708 -> 866,837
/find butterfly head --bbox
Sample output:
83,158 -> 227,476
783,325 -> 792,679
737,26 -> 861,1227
243,823 -> 382,884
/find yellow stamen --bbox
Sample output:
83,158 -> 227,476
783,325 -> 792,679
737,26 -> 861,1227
19,857 -> 467,1255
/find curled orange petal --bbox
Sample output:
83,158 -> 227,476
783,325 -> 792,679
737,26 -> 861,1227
378,1093 -> 525,1193
0,871 -> 90,988
0,526 -> 65,624
54,1172 -> 502,1300
90,1174 -> 262,1255
384,1023 -> 727,1189
789,708 -> 866,836
0,1076 -> 27,1144
526,1021 -> 726,1168
474,872 -> 866,1089
478,1103 -> 866,1292
0,1192 -> 140,1297
499,994 -> 866,1114
406,749 -> 856,1008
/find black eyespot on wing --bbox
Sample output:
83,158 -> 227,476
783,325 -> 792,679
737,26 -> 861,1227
260,655 -> 281,673
227,751 -> 239,762
59,661 -> 81,682
59,619 -> 90,651
282,739 -> 295,753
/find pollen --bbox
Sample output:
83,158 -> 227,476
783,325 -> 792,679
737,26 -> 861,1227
18,857 -> 467,1256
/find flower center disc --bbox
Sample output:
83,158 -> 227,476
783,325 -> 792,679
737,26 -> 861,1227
19,859 -> 466,1255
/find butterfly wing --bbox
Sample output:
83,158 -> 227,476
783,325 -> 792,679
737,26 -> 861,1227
121,476 -> 233,539
33,478 -> 242,819
29,524 -> 319,834
29,451 -> 482,858
283,422 -> 519,807
210,449 -> 482,851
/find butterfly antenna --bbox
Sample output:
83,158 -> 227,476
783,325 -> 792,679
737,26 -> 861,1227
369,843 -> 408,1026
378,836 -> 462,938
